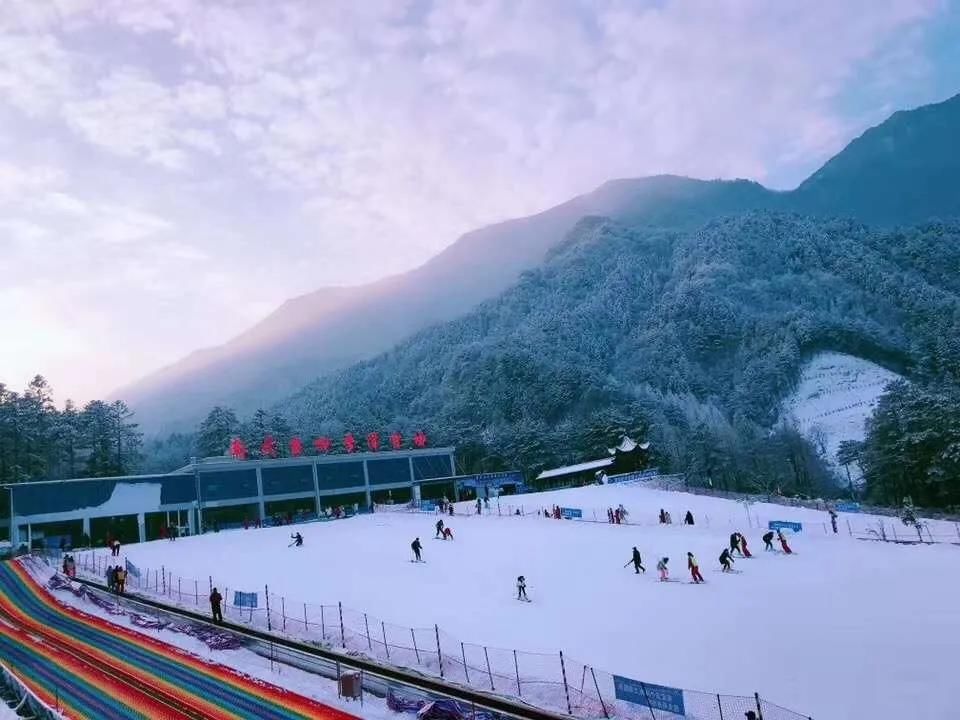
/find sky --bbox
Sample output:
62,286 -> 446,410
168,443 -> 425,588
0,0 -> 957,406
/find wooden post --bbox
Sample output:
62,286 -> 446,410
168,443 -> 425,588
513,650 -> 522,696
265,586 -> 272,631
435,625 -> 444,678
194,579 -> 198,605
321,605 -> 326,640
338,601 -> 345,648
304,603 -> 309,632
716,694 -> 725,720
382,621 -> 390,659
484,647 -> 494,690
411,628 -> 421,663
461,642 -> 470,684
281,596 -> 286,631
846,518 -> 853,536
590,666 -> 608,719
364,614 -> 372,650
178,577 -> 181,601
559,651 -> 572,715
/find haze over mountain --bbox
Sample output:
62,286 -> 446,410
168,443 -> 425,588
119,93 -> 960,434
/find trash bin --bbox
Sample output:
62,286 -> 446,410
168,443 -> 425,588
339,671 -> 361,699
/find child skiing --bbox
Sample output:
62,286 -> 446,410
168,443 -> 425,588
740,534 -> 753,558
657,557 -> 670,582
290,532 -> 303,547
411,537 -> 423,562
777,530 -> 793,554
687,552 -> 704,583
435,519 -> 444,538
719,548 -> 734,573
516,576 -> 528,601
627,547 -> 645,574
442,527 -> 454,540
729,532 -> 743,557
762,531 -> 775,551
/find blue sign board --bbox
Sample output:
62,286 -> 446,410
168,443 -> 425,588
769,520 -> 803,533
124,559 -> 141,579
560,507 -> 583,519
420,501 -> 437,512
613,675 -> 685,716
234,591 -> 258,609
455,471 -> 526,492
836,502 -> 861,513
607,468 -> 661,484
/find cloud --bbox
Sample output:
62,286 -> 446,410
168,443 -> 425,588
0,0 -> 950,404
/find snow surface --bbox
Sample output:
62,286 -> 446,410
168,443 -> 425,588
781,352 -> 901,472
76,482 -> 162,515
85,484 -> 960,720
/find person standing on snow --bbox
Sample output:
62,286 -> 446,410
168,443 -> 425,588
684,511 -> 695,525
687,552 -> 704,583
740,534 -> 753,558
719,548 -> 734,573
442,527 -> 454,540
476,499 -> 482,515
210,587 -> 223,623
659,509 -> 667,524
762,531 -> 775,551
777,530 -> 793,555
516,576 -> 528,601
730,532 -> 743,557
628,547 -> 645,574
435,519 -> 444,538
829,509 -> 839,534
411,537 -> 423,562
657,557 -> 670,582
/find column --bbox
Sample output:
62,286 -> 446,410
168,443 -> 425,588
10,521 -> 19,548
311,460 -> 321,516
137,513 -> 146,543
27,523 -> 32,549
82,516 -> 91,540
362,460 -> 372,508
255,465 -> 266,523
187,508 -> 196,536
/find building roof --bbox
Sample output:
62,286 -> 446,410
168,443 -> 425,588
607,436 -> 651,455
536,457 -> 614,481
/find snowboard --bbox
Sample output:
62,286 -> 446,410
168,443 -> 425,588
410,559 -> 427,563
516,597 -> 532,602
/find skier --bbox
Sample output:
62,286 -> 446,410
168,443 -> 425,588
719,548 -> 734,573
628,547 -> 645,574
607,508 -> 614,524
829,509 -> 838,534
442,527 -> 454,540
411,537 -> 423,562
516,575 -> 528,601
210,587 -> 223,624
664,511 -> 673,524
658,509 -> 667,524
618,504 -> 628,522
684,510 -> 695,526
687,552 -> 704,583
762,531 -> 775,551
290,532 -> 303,547
777,530 -> 793,555
657,557 -> 670,582
729,532 -> 743,557
740,534 -> 753,558
476,499 -> 482,515
112,539 -> 121,557
435,519 -> 444,538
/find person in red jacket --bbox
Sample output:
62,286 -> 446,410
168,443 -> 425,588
741,534 -> 753,558
777,530 -> 793,554
442,527 -> 454,540
687,552 -> 704,583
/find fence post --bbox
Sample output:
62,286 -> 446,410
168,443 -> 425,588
364,614 -> 372,651
161,566 -> 166,594
178,577 -> 181,601
155,569 -> 159,592
321,605 -> 326,640
892,524 -> 898,542
382,622 -> 390,659
461,642 -> 470,684
639,683 -> 657,720
208,575 -> 212,594
484,646 -> 494,690
754,692 -> 763,718
559,651 -> 572,715
265,585 -> 272,631
716,694 -> 724,720
338,602 -> 345,648
590,666 -> 608,719
304,603 -> 309,632
194,579 -> 198,605
411,628 -> 421,663
435,625 -> 444,678
513,650 -> 522,697
281,596 -> 286,631
167,571 -> 172,597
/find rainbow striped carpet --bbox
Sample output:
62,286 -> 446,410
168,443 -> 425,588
0,560 -> 358,720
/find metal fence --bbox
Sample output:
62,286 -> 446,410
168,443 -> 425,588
0,660 -> 66,719
73,551 -> 812,720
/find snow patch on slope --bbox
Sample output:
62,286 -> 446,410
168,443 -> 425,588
781,352 -> 901,470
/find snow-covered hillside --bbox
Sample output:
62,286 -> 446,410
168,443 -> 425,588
781,352 -> 901,473
85,484 -> 959,720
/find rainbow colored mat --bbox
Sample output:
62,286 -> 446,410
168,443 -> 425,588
0,560 -> 357,720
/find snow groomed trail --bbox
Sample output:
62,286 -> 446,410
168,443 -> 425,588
0,560 -> 357,720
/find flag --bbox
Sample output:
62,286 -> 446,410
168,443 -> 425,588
124,559 -> 140,579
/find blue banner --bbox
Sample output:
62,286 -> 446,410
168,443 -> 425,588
769,520 -> 803,533
124,559 -> 140,579
420,501 -> 437,512
233,591 -> 258,609
613,676 -> 685,716
607,468 -> 661,484
560,507 -> 583,519
836,502 -> 861,513
455,471 -> 527,493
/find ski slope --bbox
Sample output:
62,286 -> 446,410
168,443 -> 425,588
92,484 -> 960,720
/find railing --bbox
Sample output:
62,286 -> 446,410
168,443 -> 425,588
0,660 -> 66,720
71,550 -> 813,720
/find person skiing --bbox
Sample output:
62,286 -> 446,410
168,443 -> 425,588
829,509 -> 838,534
448,503 -> 454,517
657,557 -> 670,582
719,548 -> 734,573
210,587 -> 223,624
777,530 -> 793,555
684,510 -> 694,525
730,532 -> 743,557
435,519 -> 444,538
687,552 -> 704,583
664,511 -> 673,524
516,575 -> 528,601
628,547 -> 645,574
762,531 -> 775,551
607,508 -> 614,523
442,527 -> 454,540
411,537 -> 423,562
476,499 -> 482,515
618,504 -> 628,522
740,534 -> 753,558
290,532 -> 303,547
659,509 -> 667,524
111,539 -> 121,557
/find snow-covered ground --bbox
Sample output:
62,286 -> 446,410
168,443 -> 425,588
83,484 -> 960,720
781,352 -> 901,475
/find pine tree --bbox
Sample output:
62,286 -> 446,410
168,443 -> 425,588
197,406 -> 239,458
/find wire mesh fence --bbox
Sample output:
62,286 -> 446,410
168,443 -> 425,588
73,550 -> 813,719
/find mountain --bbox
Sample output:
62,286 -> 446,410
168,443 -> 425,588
119,176 -> 779,432
281,213 -> 960,486
121,92 -> 960,433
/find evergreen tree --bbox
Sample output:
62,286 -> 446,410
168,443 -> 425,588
196,406 -> 239,458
